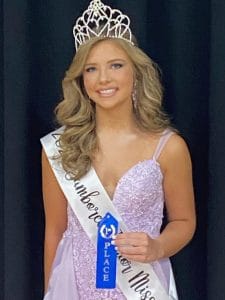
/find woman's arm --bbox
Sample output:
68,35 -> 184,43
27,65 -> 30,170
42,150 -> 68,291
154,134 -> 196,258
114,134 -> 196,262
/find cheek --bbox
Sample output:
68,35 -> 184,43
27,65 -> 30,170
83,75 -> 93,93
122,73 -> 134,93
122,68 -> 134,87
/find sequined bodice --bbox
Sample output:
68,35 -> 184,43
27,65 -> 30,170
63,158 -> 165,299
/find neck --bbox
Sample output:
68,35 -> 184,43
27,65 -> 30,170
95,107 -> 138,134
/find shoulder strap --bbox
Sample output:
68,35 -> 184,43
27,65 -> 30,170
153,129 -> 174,160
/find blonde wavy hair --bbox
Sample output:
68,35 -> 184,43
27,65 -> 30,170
55,36 -> 171,180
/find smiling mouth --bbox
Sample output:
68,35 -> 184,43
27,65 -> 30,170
98,88 -> 117,97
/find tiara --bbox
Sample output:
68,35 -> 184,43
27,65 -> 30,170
73,0 -> 133,50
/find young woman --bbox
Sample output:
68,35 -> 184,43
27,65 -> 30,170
41,1 -> 196,299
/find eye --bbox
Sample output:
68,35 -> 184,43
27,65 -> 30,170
84,66 -> 96,73
111,63 -> 123,69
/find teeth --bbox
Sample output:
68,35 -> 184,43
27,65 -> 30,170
99,89 -> 116,95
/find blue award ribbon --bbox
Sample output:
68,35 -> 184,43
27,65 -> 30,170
96,212 -> 118,289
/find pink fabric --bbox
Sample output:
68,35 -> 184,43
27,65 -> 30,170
44,130 -> 176,299
44,236 -> 79,299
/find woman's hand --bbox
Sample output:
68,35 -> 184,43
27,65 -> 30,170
113,232 -> 164,263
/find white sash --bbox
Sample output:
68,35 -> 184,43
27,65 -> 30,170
41,127 -> 178,300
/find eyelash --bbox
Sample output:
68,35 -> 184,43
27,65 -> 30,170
111,63 -> 123,69
85,67 -> 96,73
84,63 -> 124,73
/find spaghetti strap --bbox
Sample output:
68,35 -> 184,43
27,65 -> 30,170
153,129 -> 175,160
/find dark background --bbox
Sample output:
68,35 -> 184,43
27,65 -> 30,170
1,0 -> 225,299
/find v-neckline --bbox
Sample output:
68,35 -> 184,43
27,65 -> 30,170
92,158 -> 161,201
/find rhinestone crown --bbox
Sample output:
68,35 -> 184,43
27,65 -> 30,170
73,0 -> 133,50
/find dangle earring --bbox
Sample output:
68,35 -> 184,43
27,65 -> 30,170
132,79 -> 138,110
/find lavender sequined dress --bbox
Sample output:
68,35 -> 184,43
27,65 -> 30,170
44,130 -> 178,300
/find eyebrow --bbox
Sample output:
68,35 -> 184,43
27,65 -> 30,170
84,58 -> 126,66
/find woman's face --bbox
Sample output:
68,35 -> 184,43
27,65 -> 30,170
82,40 -> 134,111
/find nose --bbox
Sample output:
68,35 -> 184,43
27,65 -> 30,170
98,67 -> 111,84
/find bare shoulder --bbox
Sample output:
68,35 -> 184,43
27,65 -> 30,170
42,148 -> 49,165
163,133 -> 190,155
41,148 -> 67,206
159,133 -> 192,173
41,148 -> 57,177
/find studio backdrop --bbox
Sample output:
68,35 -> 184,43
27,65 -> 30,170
1,0 -> 225,299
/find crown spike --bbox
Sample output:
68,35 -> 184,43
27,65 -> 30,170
73,0 -> 133,51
